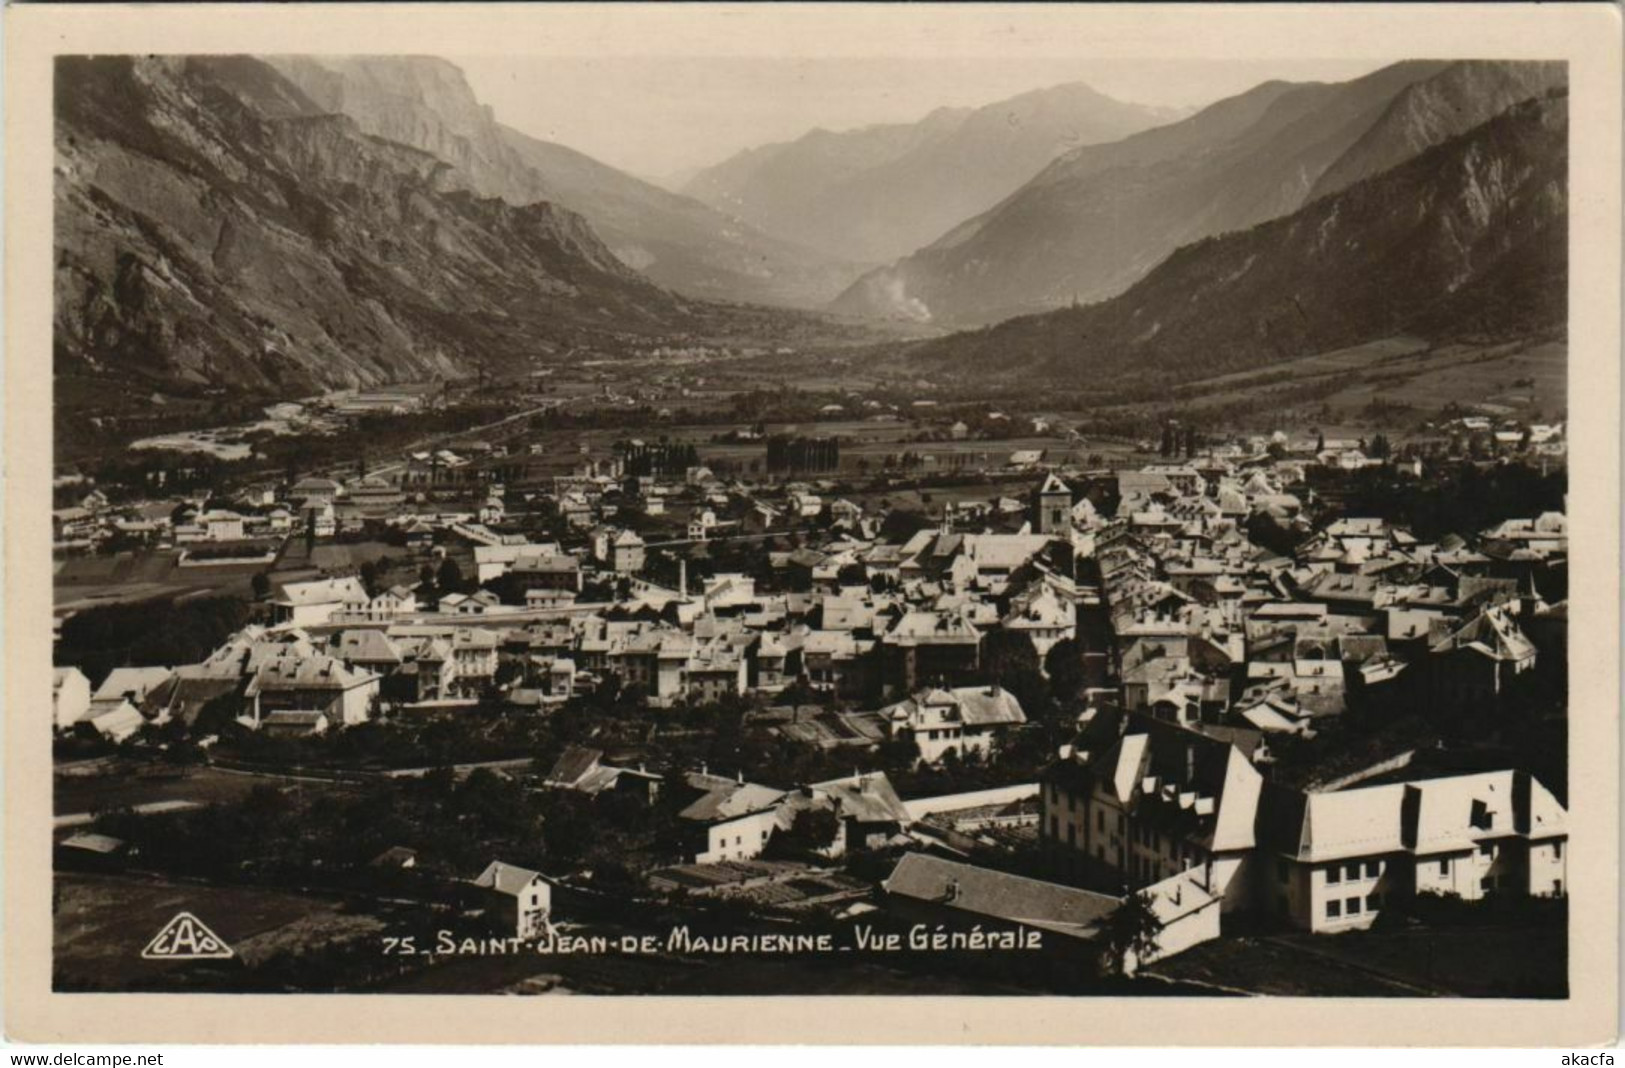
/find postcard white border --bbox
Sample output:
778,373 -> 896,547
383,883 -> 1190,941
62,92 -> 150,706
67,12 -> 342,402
4,2 -> 1619,1045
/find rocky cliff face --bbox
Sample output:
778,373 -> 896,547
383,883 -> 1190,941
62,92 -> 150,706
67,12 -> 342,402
902,92 -> 1567,387
835,60 -> 1565,327
54,55 -> 686,408
1307,60 -> 1567,201
264,55 -> 549,205
266,55 -> 859,307
684,83 -> 1187,265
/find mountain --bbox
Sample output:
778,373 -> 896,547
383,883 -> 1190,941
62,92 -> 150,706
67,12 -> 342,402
54,55 -> 694,407
683,83 -> 1186,265
899,91 -> 1568,389
834,60 -> 1566,326
1306,60 -> 1570,201
264,55 -> 859,307
496,126 -> 861,308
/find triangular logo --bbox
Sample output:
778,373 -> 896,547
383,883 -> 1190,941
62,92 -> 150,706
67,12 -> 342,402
140,912 -> 235,960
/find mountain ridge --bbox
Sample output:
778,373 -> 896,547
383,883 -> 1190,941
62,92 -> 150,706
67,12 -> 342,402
264,54 -> 862,307
54,54 -> 694,411
833,60 -> 1566,326
895,91 -> 1568,389
683,82 -> 1187,265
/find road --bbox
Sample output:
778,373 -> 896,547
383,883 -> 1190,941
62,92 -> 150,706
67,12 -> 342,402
314,398 -> 566,484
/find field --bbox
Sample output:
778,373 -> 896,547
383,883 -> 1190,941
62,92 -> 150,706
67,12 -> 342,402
53,763 -> 338,821
1102,334 -> 1567,430
53,872 -> 387,990
54,550 -> 272,611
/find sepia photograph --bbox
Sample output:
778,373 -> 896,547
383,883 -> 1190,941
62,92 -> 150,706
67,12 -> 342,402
5,0 -> 1621,1048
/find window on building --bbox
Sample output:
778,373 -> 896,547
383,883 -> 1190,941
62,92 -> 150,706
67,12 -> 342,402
1050,816 -> 1059,839
1439,858 -> 1450,876
1326,900 -> 1342,919
1096,810 -> 1105,832
1553,841 -> 1563,860
1478,843 -> 1494,857
1480,875 -> 1494,892
1365,861 -> 1382,879
1347,897 -> 1362,915
1326,866 -> 1341,885
1554,880 -> 1563,897
1344,863 -> 1360,881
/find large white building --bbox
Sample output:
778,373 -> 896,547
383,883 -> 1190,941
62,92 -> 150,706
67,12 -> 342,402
273,576 -> 369,627
1262,769 -> 1567,932
1042,709 -> 1568,932
884,685 -> 1028,764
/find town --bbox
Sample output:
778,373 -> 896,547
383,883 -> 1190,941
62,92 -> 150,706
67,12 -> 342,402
49,380 -> 1569,997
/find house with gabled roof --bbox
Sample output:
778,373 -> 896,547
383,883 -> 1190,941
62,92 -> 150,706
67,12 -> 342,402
1257,769 -> 1567,932
883,685 -> 1027,765
244,654 -> 379,733
53,667 -> 93,731
470,860 -> 553,940
675,770 -> 788,864
883,851 -> 1120,947
542,745 -> 662,801
1041,709 -> 1263,913
273,575 -> 368,627
1426,602 -> 1537,705
777,771 -> 912,857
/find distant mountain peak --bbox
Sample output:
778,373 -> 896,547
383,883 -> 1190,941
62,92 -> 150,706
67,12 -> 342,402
899,91 -> 1567,389
832,58 -> 1565,327
683,80 -> 1182,264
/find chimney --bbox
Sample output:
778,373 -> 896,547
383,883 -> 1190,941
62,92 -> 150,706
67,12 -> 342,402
736,769 -> 744,785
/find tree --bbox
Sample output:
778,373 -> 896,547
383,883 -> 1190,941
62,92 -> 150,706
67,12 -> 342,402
982,630 -> 1040,681
436,557 -> 464,596
417,563 -> 437,603
1101,889 -> 1165,976
980,630 -> 1050,726
1044,637 -> 1087,705
251,571 -> 271,601
775,806 -> 840,857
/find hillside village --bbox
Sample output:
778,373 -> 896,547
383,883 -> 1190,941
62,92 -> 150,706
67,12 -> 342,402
51,413 -> 1569,992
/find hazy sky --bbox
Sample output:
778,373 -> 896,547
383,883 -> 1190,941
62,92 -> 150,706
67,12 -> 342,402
453,56 -> 1392,183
